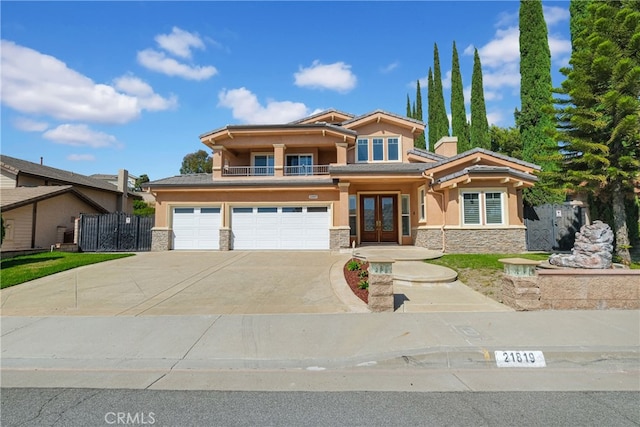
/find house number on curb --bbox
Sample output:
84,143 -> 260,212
495,350 -> 546,367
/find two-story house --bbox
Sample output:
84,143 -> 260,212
146,109 -> 539,253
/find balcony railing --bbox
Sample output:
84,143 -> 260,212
222,165 -> 329,177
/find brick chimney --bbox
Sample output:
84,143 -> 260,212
434,136 -> 458,158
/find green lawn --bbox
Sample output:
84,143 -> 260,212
1,252 -> 134,289
427,253 -> 551,271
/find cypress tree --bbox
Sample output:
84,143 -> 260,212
414,80 -> 426,149
470,48 -> 490,149
450,41 -> 470,152
406,94 -> 411,117
554,0 -> 640,265
427,67 -> 436,151
432,43 -> 450,142
519,0 -> 559,205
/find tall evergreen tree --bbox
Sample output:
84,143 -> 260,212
554,0 -> 640,265
414,79 -> 426,149
406,95 -> 411,117
450,41 -> 470,152
432,43 -> 450,143
519,0 -> 559,205
569,0 -> 591,45
469,48 -> 490,149
427,67 -> 436,151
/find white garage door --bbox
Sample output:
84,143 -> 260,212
231,206 -> 330,250
173,207 -> 221,250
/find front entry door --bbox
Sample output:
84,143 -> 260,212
360,195 -> 398,243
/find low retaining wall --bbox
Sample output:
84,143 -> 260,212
502,264 -> 640,310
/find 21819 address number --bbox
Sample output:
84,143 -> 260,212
495,350 -> 546,367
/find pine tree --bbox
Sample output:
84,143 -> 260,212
519,0 -> 559,205
469,48 -> 490,149
427,67 -> 436,151
450,41 -> 470,152
554,0 -> 640,264
569,0 -> 591,45
414,80 -> 426,149
432,43 -> 450,142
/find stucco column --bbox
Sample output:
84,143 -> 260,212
335,142 -> 348,165
338,182 -> 350,227
211,146 -> 225,179
273,144 -> 286,177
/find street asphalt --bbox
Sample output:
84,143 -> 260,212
1,250 -> 638,392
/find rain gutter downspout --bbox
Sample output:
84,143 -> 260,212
423,171 -> 446,252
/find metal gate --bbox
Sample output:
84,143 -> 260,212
524,203 -> 585,252
79,213 -> 154,252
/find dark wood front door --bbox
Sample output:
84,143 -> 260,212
360,195 -> 398,243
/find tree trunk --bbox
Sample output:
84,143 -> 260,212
612,183 -> 632,265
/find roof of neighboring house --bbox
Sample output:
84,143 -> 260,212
0,155 -> 122,193
146,174 -> 335,188
0,185 -> 109,213
90,173 -> 139,181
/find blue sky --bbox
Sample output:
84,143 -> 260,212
1,1 -> 571,181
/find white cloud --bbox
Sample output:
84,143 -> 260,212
1,40 -> 174,124
380,61 -> 399,74
113,74 -> 178,111
12,117 -> 49,132
442,69 -> 452,90
43,124 -> 120,148
494,11 -> 518,28
476,26 -> 520,68
218,87 -> 312,124
67,154 -> 96,161
543,6 -> 570,27
294,60 -> 357,93
155,27 -> 205,59
137,49 -> 217,81
487,111 -> 505,126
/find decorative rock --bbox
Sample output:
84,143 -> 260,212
548,221 -> 614,269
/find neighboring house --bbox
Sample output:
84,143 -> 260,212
0,155 -> 137,251
146,109 -> 539,253
91,172 -> 156,205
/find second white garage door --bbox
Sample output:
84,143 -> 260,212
231,206 -> 330,250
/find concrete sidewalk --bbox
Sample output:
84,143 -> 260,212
2,310 -> 638,391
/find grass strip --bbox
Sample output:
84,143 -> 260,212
1,252 -> 134,289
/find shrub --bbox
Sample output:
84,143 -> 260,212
346,259 -> 361,271
358,279 -> 369,290
358,269 -> 368,279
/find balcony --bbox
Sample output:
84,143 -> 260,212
222,165 -> 330,177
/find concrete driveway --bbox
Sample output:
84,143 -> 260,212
0,251 -> 355,316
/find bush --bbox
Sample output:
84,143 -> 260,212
346,259 -> 361,271
358,279 -> 369,290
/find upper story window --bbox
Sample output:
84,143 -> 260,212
253,154 -> 274,176
356,136 -> 402,163
462,191 -> 505,226
286,154 -> 313,175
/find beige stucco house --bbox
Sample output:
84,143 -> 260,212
0,155 -> 136,251
146,109 -> 539,253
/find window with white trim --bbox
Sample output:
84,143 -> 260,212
401,194 -> 410,236
349,195 -> 357,236
252,154 -> 274,175
418,187 -> 426,221
462,191 -> 505,226
356,137 -> 402,162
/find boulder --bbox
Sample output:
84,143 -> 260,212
549,221 -> 614,269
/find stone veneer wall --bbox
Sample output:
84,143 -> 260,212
502,269 -> 640,310
219,228 -> 231,251
151,227 -> 171,251
445,228 -> 526,253
330,227 -> 350,251
413,228 -> 444,251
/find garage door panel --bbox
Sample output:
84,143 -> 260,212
173,207 -> 220,250
232,206 -> 330,250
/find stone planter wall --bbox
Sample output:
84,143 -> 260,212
502,268 -> 640,311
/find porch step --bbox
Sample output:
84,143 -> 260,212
353,246 -> 442,262
392,261 -> 458,285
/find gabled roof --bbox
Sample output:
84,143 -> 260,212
341,109 -> 425,130
0,155 -> 121,193
407,147 -> 447,162
199,122 -> 358,143
288,109 -> 355,124
426,147 -> 541,172
434,165 -> 538,187
0,185 -> 109,212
